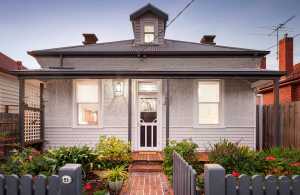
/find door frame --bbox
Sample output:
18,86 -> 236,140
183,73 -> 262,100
134,79 -> 163,151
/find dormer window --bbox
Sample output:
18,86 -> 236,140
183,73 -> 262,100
130,4 -> 168,45
144,24 -> 155,43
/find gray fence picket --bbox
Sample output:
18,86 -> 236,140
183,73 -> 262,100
265,175 -> 277,195
0,174 -> 4,195
278,176 -> 290,195
292,175 -> 300,194
6,174 -> 19,195
225,175 -> 237,195
48,175 -> 59,195
252,175 -> 264,195
20,175 -> 32,195
173,152 -> 197,195
34,175 -> 46,195
239,175 -> 251,195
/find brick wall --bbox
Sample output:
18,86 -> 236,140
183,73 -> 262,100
262,85 -> 292,105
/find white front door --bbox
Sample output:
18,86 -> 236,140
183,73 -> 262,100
136,80 -> 162,151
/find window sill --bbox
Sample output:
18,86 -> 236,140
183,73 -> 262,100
193,124 -> 226,129
72,125 -> 101,129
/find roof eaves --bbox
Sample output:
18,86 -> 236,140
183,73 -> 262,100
28,50 -> 269,57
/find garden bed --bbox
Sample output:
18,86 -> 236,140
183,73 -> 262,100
0,136 -> 132,195
162,139 -> 300,193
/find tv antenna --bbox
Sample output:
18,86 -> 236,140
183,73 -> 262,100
268,15 -> 296,63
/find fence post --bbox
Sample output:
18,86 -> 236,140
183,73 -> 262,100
204,164 -> 225,195
59,164 -> 82,195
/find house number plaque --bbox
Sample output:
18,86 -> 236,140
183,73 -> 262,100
62,175 -> 72,184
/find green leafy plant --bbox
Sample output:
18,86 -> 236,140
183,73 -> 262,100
46,146 -> 97,174
103,166 -> 128,182
95,136 -> 131,169
163,139 -> 202,180
257,147 -> 300,175
93,190 -> 107,195
0,148 -> 32,175
209,139 -> 261,175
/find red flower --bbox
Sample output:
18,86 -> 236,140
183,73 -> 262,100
84,183 -> 93,191
289,162 -> 300,167
265,155 -> 276,161
232,170 -> 240,177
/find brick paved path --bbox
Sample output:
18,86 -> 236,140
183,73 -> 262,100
120,172 -> 173,195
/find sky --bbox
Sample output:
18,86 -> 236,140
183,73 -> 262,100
1,0 -> 300,69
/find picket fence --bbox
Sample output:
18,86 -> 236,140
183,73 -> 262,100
173,151 -> 197,195
205,164 -> 300,195
0,164 -> 82,195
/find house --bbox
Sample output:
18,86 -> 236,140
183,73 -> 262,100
12,4 -> 283,151
258,34 -> 300,105
0,52 -> 26,113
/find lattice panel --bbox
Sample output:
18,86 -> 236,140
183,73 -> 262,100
24,110 -> 41,142
25,83 -> 40,108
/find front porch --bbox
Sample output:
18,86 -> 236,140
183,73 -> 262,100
13,69 -> 283,151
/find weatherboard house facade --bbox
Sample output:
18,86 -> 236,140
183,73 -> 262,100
14,4 -> 283,151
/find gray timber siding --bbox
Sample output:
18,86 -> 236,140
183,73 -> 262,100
0,73 -> 40,114
44,78 -> 256,150
0,73 -> 19,113
36,56 -> 261,70
44,79 -> 128,148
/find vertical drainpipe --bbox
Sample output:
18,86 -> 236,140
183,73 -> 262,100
19,78 -> 25,149
128,79 -> 132,143
273,78 -> 280,146
166,79 -> 170,146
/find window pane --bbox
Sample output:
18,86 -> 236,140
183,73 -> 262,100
198,82 -> 219,102
138,82 -> 159,92
78,104 -> 98,125
140,98 -> 157,112
144,34 -> 154,43
199,103 -> 219,124
76,80 -> 98,103
144,25 -> 154,32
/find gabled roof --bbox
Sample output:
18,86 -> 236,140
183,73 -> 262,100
0,52 -> 26,74
28,39 -> 269,57
130,3 -> 169,21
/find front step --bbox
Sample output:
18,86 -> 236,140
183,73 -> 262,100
129,163 -> 163,172
129,151 -> 164,173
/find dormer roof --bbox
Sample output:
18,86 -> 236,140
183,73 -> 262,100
130,3 -> 169,22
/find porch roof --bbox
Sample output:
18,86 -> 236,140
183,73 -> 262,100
11,68 -> 284,80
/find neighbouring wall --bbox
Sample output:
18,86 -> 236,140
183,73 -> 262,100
43,79 -> 256,150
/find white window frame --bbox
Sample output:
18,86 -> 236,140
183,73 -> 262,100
194,79 -> 224,128
143,23 -> 155,43
72,79 -> 102,128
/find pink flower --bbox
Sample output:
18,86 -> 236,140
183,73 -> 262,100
265,155 -> 276,161
232,170 -> 240,177
28,155 -> 33,161
289,162 -> 300,167
84,183 -> 93,191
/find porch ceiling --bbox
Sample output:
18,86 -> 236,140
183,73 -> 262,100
11,69 -> 284,80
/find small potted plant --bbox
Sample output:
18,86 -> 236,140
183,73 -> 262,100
104,166 -> 128,194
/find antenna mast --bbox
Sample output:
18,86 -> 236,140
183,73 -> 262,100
268,15 -> 295,63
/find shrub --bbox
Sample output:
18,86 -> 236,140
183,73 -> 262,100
95,136 -> 131,169
209,140 -> 262,175
257,147 -> 300,175
163,140 -> 202,180
0,148 -> 32,175
46,146 -> 97,174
